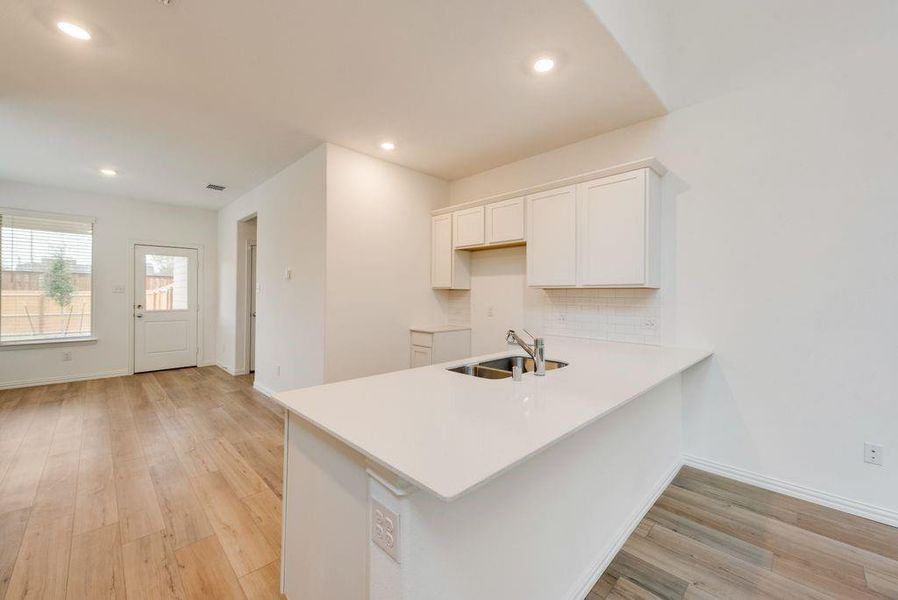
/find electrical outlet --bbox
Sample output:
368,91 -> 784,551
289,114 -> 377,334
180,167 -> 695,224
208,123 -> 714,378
865,442 -> 884,466
62,351 -> 72,362
642,319 -> 657,330
371,499 -> 400,562
487,306 -> 494,318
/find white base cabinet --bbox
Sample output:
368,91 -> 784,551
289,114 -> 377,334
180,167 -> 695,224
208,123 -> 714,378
409,328 -> 471,367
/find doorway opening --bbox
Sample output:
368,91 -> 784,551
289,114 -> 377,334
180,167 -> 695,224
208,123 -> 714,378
248,242 -> 257,373
239,216 -> 258,377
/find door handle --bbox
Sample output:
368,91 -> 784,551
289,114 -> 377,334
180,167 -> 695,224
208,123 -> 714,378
135,304 -> 144,319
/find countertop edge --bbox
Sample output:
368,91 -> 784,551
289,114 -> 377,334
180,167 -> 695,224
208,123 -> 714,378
274,345 -> 712,501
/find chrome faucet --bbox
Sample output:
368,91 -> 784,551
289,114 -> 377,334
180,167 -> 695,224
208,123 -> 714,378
505,329 -> 546,376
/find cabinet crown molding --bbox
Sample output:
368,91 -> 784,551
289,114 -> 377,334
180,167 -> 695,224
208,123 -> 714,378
433,157 -> 667,216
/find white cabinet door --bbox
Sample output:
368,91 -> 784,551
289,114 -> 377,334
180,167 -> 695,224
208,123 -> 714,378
410,345 -> 433,368
577,170 -> 647,286
432,215 -> 470,289
526,185 -> 577,287
453,206 -> 485,248
431,215 -> 453,288
485,197 -> 525,244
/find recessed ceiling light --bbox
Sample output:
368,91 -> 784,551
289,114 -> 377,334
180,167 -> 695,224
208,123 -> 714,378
57,22 -> 92,41
99,168 -> 117,177
380,141 -> 396,151
532,57 -> 555,73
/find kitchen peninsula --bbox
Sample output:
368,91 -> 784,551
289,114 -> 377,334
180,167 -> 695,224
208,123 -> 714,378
274,336 -> 710,600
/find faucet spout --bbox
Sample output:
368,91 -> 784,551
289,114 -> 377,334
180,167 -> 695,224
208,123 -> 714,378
505,329 -> 546,376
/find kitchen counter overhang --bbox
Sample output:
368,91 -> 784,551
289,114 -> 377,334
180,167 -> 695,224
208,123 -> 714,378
274,336 -> 711,501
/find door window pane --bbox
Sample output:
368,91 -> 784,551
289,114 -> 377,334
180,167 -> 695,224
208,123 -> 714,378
145,255 -> 188,310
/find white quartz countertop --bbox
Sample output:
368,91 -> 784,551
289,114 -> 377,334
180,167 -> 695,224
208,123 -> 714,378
274,336 -> 711,501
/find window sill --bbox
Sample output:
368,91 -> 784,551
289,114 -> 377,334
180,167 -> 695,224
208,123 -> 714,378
0,336 -> 98,350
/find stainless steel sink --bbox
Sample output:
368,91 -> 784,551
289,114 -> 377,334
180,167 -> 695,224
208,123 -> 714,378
447,364 -> 514,379
448,356 -> 568,379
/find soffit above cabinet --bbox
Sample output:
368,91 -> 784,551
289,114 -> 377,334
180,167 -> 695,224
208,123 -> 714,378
432,157 -> 667,216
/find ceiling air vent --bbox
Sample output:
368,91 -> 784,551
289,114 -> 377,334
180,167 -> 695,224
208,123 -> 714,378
206,184 -> 226,191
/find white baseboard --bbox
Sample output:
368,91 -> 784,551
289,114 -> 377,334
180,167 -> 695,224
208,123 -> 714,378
683,454 -> 898,529
253,381 -> 275,398
567,459 -> 683,600
0,369 -> 130,390
216,362 -> 247,376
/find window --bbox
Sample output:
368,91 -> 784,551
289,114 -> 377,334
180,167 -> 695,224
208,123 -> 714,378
144,254 -> 188,311
0,210 -> 94,344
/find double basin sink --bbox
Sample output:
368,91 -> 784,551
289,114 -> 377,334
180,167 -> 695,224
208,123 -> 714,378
448,356 -> 568,379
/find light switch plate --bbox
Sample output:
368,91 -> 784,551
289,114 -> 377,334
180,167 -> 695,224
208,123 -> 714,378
370,499 -> 400,562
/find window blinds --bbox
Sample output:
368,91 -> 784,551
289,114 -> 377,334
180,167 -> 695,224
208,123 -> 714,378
0,210 -> 94,342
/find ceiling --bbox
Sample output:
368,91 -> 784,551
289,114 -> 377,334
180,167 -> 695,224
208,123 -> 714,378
585,0 -> 898,111
5,1 -> 894,209
0,0 -> 665,209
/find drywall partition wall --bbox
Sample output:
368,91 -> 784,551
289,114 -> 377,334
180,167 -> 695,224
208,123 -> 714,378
324,144 -> 448,382
0,180 -> 218,388
448,37 -> 898,516
217,144 -> 327,394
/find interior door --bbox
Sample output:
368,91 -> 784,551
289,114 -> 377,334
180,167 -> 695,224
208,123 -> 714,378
249,243 -> 257,373
134,245 -> 198,373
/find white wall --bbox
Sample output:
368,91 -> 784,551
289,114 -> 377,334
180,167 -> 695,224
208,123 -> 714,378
467,247 -> 528,355
0,180 -> 218,388
217,144 -> 327,394
324,144 -> 448,382
447,37 -> 898,514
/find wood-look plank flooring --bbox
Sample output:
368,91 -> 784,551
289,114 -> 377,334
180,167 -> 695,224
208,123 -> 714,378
5,369 -> 898,600
0,367 -> 286,600
589,466 -> 898,600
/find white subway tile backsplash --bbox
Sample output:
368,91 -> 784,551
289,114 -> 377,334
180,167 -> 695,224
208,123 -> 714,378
534,288 -> 662,345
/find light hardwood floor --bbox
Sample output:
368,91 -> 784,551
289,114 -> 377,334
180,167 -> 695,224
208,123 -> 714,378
5,369 -> 898,600
0,367 -> 285,600
589,466 -> 898,600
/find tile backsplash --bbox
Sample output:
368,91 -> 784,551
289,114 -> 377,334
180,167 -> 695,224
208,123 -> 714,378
535,288 -> 662,344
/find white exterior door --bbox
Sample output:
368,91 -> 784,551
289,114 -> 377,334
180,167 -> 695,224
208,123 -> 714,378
134,245 -> 198,373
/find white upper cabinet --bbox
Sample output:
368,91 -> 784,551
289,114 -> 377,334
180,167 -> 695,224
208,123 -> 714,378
452,206 -> 485,248
577,169 -> 659,288
526,185 -> 577,287
433,159 -> 665,290
432,214 -> 470,289
485,197 -> 525,245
